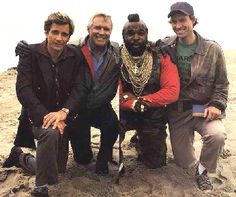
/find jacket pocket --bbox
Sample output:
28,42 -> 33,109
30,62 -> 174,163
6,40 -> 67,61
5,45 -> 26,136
196,76 -> 214,87
194,76 -> 214,96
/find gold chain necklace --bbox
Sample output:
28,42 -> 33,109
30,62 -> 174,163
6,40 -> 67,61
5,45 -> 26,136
121,45 -> 153,96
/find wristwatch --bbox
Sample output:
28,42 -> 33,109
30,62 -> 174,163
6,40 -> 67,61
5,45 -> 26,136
61,108 -> 69,115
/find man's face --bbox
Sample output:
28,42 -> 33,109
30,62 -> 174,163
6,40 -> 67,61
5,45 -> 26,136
46,23 -> 70,54
88,16 -> 112,49
169,13 -> 194,39
123,22 -> 147,56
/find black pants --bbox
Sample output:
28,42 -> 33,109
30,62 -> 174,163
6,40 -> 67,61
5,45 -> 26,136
14,106 -> 36,149
69,105 -> 118,163
121,110 -> 167,168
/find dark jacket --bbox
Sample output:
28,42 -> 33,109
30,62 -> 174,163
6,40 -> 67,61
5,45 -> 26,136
16,40 -> 87,126
14,40 -> 89,148
78,35 -> 121,110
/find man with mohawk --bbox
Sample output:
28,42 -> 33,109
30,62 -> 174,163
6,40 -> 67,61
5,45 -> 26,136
119,14 -> 180,168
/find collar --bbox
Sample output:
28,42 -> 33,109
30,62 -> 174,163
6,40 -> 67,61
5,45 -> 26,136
165,31 -> 205,55
37,40 -> 75,60
87,39 -> 108,57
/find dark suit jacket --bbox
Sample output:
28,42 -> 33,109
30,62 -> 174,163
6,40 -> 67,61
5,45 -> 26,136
79,36 -> 121,110
16,40 -> 87,126
15,40 -> 90,148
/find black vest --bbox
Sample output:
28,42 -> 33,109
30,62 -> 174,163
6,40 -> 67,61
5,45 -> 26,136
120,49 -> 167,129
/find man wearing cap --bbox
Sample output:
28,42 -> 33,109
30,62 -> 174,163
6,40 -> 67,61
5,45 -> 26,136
164,1 -> 229,191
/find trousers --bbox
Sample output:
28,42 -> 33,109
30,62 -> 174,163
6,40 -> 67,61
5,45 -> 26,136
69,105 -> 118,164
120,109 -> 167,169
167,109 -> 226,173
26,126 -> 69,186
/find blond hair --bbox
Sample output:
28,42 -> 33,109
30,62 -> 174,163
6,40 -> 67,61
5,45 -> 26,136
87,13 -> 113,30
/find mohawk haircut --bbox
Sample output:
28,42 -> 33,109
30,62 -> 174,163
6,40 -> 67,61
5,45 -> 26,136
127,14 -> 140,22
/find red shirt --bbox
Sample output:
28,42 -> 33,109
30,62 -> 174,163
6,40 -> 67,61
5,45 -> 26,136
120,54 -> 180,110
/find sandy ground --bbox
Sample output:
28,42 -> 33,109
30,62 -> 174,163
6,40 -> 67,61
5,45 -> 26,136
0,50 -> 236,197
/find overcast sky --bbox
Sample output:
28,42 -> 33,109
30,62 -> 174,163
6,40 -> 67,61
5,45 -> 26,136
0,0 -> 235,71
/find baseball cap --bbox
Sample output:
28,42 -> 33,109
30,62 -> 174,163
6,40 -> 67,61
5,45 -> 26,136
168,2 -> 194,18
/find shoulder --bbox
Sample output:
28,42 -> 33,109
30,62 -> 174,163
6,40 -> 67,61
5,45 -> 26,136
110,41 -> 121,62
68,38 -> 84,46
162,35 -> 177,46
29,42 -> 48,56
110,41 -> 119,48
66,44 -> 81,54
204,38 -> 222,50
198,33 -> 224,53
29,43 -> 42,53
110,41 -> 120,53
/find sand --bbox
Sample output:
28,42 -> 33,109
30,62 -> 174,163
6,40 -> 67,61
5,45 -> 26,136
0,50 -> 236,197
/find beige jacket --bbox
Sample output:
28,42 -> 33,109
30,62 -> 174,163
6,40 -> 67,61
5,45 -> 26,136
163,31 -> 229,111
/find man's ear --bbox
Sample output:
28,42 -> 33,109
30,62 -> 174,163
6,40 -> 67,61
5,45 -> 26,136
190,16 -> 196,24
44,31 -> 49,38
122,29 -> 125,40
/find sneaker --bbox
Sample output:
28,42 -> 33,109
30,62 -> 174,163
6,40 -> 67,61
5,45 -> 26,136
195,169 -> 213,191
2,146 -> 23,168
31,186 -> 49,197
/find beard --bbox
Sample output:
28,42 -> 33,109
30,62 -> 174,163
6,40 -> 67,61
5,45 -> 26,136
125,42 -> 146,57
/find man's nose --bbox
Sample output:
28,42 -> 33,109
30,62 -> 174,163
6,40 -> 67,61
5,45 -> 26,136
99,28 -> 105,34
56,33 -> 63,40
175,21 -> 182,28
133,33 -> 140,40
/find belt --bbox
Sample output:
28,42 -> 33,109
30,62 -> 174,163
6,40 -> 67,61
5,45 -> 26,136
169,100 -> 202,112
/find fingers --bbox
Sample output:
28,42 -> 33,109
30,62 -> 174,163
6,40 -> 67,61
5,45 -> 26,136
132,100 -> 138,111
15,40 -> 31,57
41,112 -> 66,134
142,100 -> 151,108
120,92 -> 137,103
55,121 -> 66,134
204,107 -> 221,121
133,99 -> 149,113
204,108 -> 214,121
43,114 -> 56,129
140,103 -> 145,112
42,120 -> 66,134
126,92 -> 136,99
42,111 -> 66,129
21,40 -> 28,45
203,108 -> 208,118
52,116 -> 66,130
52,119 -> 60,129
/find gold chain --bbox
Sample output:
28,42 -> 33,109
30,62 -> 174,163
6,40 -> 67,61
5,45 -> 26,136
121,45 -> 153,96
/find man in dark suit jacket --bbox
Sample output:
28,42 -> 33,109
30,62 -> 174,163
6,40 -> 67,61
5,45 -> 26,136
3,12 -> 89,197
5,13 -> 121,179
